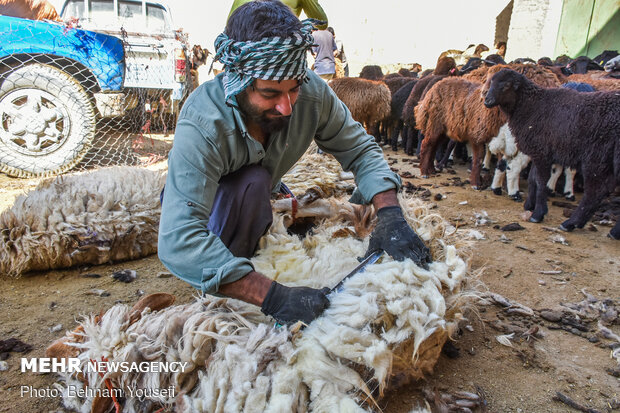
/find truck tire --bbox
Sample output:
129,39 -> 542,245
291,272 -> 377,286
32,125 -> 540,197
0,63 -> 96,178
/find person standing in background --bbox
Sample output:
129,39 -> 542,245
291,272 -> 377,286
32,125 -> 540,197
327,26 -> 348,77
228,0 -> 328,29
311,28 -> 337,81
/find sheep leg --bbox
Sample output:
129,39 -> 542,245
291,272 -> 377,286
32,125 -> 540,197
559,171 -> 608,231
506,152 -> 530,201
436,140 -> 456,171
546,164 -> 562,197
609,220 -> 620,240
401,126 -> 410,153
562,168 -> 577,201
490,157 -> 506,195
482,145 -> 492,172
415,130 -> 424,157
368,122 -> 381,142
469,143 -> 485,190
523,164 -> 538,212
391,120 -> 402,151
530,162 -> 551,222
419,133 -> 444,177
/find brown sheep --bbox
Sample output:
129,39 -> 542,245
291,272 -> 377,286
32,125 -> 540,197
329,77 -> 391,139
566,73 -> 620,91
400,57 -> 457,154
359,65 -> 384,80
0,0 -> 60,21
414,77 -> 506,188
415,63 -> 565,188
464,64 -> 562,88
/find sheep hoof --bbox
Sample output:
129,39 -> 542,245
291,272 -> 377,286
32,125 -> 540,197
510,193 -> 523,202
608,230 -> 620,240
421,174 -> 430,179
559,222 -> 575,232
482,167 -> 490,172
547,190 -> 557,197
529,214 -> 544,223
492,187 -> 502,196
564,194 -> 576,201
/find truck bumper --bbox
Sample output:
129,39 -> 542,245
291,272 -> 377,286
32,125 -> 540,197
94,92 -> 138,117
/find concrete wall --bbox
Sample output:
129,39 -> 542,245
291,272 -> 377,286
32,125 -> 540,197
504,0 -> 564,62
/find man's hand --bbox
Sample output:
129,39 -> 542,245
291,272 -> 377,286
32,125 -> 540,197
364,206 -> 432,267
261,282 -> 330,325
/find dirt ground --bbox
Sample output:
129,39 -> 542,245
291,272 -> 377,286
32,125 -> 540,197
0,148 -> 618,413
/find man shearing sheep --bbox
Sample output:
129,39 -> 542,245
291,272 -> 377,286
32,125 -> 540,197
158,0 -> 431,326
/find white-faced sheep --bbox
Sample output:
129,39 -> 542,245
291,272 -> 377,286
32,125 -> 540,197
489,124 -> 577,201
483,68 -> 620,239
328,77 -> 391,141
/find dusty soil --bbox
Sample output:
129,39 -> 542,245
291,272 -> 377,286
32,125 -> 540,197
0,149 -> 618,413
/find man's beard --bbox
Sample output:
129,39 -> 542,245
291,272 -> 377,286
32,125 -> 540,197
237,91 -> 291,135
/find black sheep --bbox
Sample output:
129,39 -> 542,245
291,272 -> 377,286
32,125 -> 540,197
388,80 -> 417,151
483,68 -> 620,239
359,65 -> 384,80
568,56 -> 604,74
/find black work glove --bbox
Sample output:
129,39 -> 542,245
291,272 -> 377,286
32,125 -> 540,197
364,206 -> 432,268
261,282 -> 331,326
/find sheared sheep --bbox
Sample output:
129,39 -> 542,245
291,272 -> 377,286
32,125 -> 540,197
0,167 -> 166,277
0,148 -> 357,277
483,68 -> 620,239
329,77 -> 391,141
47,194 -> 475,412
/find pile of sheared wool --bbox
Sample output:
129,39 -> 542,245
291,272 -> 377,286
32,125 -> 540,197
50,195 -> 474,413
0,166 -> 165,277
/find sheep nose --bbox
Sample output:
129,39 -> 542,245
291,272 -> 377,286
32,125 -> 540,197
483,96 -> 496,108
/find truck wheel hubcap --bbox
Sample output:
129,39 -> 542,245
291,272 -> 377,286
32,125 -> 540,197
0,89 -> 70,155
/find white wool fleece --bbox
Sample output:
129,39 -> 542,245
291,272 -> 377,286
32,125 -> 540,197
55,195 -> 472,412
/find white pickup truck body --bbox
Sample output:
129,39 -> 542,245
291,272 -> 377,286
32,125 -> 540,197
60,0 -> 190,114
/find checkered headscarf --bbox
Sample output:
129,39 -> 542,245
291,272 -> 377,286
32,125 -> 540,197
212,19 -> 320,106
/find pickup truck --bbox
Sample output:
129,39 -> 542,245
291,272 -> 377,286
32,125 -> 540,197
0,0 -> 190,178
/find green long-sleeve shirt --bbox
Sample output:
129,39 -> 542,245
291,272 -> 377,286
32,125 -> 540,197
228,0 -> 328,29
158,70 -> 400,294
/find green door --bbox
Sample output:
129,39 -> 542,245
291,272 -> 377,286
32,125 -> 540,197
554,0 -> 620,59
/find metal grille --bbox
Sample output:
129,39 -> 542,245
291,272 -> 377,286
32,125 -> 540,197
0,17 -> 192,178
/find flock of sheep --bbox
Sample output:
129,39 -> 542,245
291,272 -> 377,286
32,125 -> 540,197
327,51 -> 620,240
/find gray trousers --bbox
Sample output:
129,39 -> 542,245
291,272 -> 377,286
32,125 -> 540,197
206,165 -> 274,258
